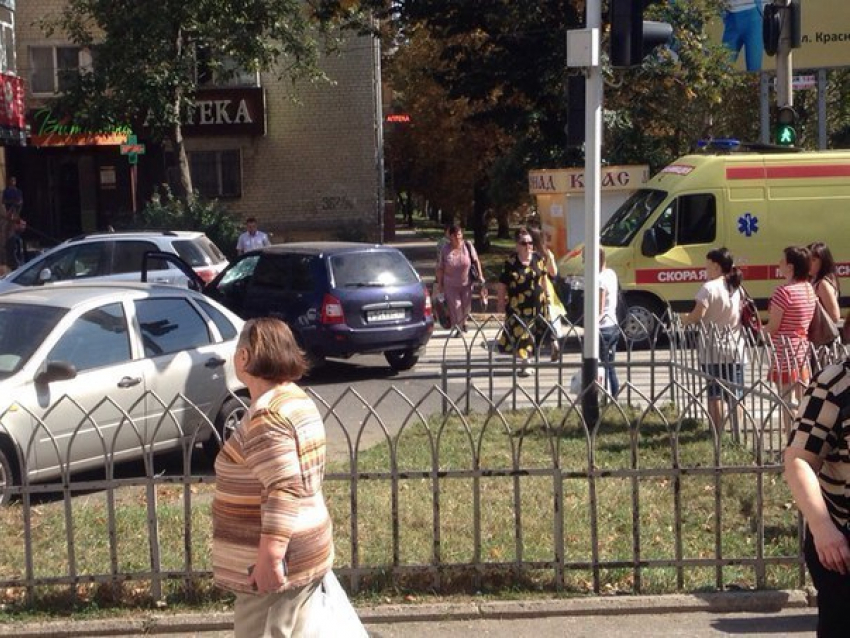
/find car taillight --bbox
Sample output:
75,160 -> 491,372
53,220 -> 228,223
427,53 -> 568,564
194,267 -> 217,283
320,293 -> 345,325
423,284 -> 433,318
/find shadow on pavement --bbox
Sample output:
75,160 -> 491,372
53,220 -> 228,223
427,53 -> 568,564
711,613 -> 816,634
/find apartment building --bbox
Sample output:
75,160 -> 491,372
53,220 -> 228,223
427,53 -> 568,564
11,1 -> 384,245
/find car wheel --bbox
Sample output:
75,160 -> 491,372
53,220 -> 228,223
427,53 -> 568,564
620,295 -> 665,348
203,396 -> 247,461
384,348 -> 420,372
0,444 -> 17,507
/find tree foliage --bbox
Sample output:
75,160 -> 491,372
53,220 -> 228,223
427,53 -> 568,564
42,0 -> 352,198
372,0 -> 768,223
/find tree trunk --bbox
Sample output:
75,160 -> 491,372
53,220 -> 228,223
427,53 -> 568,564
171,121 -> 193,201
170,27 -> 193,202
471,180 -> 489,252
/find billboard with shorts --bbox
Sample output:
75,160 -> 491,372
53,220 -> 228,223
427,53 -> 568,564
708,0 -> 850,71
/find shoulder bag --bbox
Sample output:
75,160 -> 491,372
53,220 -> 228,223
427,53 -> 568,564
808,299 -> 840,346
465,241 -> 482,283
739,286 -> 762,339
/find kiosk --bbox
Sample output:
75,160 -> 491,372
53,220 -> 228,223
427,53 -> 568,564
528,165 -> 649,258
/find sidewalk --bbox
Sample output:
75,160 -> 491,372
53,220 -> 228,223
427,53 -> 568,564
0,590 -> 817,637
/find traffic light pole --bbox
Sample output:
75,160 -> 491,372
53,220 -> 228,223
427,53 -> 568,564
581,0 -> 602,425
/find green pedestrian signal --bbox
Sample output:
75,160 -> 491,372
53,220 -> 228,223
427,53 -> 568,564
776,125 -> 796,146
775,106 -> 797,147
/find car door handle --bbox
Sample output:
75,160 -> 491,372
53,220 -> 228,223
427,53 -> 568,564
117,376 -> 142,388
205,357 -> 227,369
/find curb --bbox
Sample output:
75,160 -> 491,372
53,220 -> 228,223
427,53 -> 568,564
0,590 -> 812,636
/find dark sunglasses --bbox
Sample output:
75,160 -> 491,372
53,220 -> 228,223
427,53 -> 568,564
518,240 -> 533,246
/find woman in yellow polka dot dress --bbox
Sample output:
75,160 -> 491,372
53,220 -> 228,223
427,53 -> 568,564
496,227 -> 549,374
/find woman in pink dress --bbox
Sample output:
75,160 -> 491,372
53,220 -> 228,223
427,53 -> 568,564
435,225 -> 484,334
765,245 -> 817,434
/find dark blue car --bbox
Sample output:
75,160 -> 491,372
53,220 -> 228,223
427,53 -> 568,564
203,243 -> 434,370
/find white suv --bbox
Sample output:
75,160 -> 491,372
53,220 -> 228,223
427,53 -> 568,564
0,231 -> 228,293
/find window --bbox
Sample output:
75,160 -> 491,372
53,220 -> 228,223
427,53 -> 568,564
0,18 -> 15,74
189,150 -> 241,198
196,49 -> 258,87
46,303 -> 130,372
330,251 -> 419,288
29,46 -> 89,94
648,194 -> 717,254
135,298 -> 211,357
676,194 -> 716,245
12,242 -> 109,286
112,241 -> 167,274
196,299 -> 239,341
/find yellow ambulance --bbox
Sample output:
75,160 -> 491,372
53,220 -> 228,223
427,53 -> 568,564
559,145 -> 850,342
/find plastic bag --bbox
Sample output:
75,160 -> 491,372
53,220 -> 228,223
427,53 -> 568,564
300,570 -> 368,638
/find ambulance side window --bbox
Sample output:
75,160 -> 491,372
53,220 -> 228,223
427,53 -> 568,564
676,194 -> 716,245
653,204 -> 676,253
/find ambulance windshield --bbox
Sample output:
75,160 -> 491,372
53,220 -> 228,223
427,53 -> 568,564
600,189 -> 667,247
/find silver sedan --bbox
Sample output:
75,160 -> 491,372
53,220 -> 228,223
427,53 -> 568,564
0,282 -> 248,504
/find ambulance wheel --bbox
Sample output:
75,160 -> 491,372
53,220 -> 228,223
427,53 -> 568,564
621,294 -> 665,348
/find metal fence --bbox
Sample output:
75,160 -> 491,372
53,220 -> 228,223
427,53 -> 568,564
0,315 -> 844,604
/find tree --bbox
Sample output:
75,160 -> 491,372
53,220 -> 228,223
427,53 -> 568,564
604,0 -> 758,171
43,0 -> 350,199
374,0 -> 763,225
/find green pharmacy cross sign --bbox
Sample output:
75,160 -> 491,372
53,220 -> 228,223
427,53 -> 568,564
120,134 -> 146,165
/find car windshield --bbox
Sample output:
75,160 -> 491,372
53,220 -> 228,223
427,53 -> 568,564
330,251 -> 419,288
0,303 -> 67,379
599,189 -> 668,247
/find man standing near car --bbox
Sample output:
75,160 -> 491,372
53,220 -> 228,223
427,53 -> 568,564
5,217 -> 27,271
237,217 -> 271,255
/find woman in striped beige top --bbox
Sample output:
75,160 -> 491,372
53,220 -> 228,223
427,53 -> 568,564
212,318 -> 334,637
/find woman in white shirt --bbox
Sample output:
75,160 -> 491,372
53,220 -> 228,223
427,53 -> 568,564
597,248 -> 620,398
681,247 -> 745,436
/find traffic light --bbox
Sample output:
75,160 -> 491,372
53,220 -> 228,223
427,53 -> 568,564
610,0 -> 674,68
565,75 -> 586,147
763,0 -> 802,56
775,105 -> 797,146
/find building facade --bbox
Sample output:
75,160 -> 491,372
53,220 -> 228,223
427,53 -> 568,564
12,0 -> 384,248
0,0 -> 25,186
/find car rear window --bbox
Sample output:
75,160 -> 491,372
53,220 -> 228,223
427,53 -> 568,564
329,251 -> 419,288
173,237 -> 225,267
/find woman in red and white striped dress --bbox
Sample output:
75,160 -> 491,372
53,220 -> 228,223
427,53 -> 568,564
765,246 -> 817,434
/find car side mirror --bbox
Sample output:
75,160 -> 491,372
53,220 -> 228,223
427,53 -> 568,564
641,229 -> 659,257
39,268 -> 52,283
35,361 -> 77,385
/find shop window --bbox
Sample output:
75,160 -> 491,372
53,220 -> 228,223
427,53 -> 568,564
188,150 -> 242,198
29,45 -> 92,95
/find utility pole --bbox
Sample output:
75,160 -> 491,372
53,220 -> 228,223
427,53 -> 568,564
567,2 -> 602,425
566,0 -> 671,423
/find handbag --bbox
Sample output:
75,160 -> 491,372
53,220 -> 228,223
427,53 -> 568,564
300,570 -> 368,638
739,286 -> 761,339
842,313 -> 850,346
433,289 -> 451,329
808,299 -> 840,346
465,241 -> 482,283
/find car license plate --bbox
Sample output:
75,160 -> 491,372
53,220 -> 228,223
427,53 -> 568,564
368,309 -> 405,322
